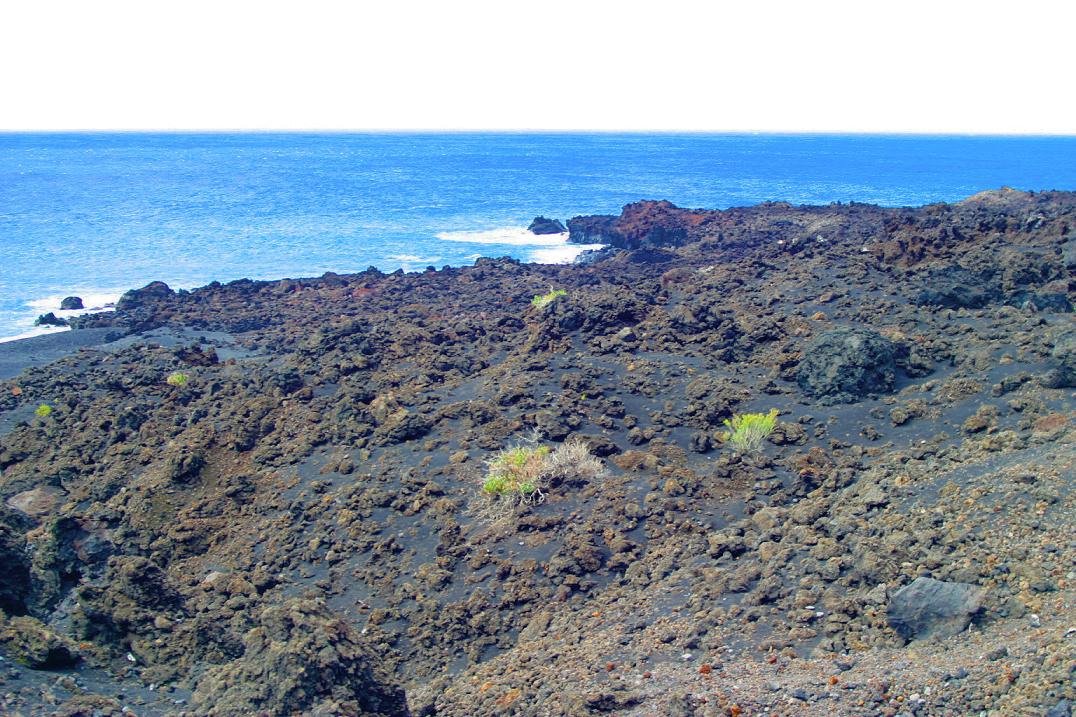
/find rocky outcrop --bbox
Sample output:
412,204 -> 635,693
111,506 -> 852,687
33,312 -> 67,327
0,614 -> 80,668
567,200 -> 704,249
115,281 -> 174,310
191,598 -> 410,717
528,216 -> 566,235
59,297 -> 84,311
796,327 -> 897,403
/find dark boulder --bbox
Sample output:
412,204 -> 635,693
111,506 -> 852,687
886,577 -> 985,641
191,598 -> 410,717
914,266 -> 1001,309
0,508 -> 33,615
1062,238 -> 1076,272
1005,290 -> 1072,313
528,216 -> 567,235
116,281 -> 174,311
1042,330 -> 1076,388
797,327 -> 897,403
59,296 -> 84,310
34,312 -> 67,327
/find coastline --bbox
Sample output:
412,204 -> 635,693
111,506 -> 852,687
0,190 -> 1073,716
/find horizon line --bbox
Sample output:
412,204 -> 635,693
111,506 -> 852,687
1,128 -> 1075,138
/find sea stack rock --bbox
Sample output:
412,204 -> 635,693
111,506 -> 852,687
528,216 -> 567,235
60,296 -> 84,310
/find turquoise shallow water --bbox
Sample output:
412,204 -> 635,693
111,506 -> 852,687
2,132 -> 1075,340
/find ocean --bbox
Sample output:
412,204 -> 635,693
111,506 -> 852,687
2,132 -> 1075,342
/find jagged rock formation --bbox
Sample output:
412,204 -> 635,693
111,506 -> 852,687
528,216 -> 566,234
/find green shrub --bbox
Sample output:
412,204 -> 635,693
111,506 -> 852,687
483,445 -> 550,502
34,404 -> 53,418
721,409 -> 779,453
531,288 -> 567,309
166,371 -> 190,388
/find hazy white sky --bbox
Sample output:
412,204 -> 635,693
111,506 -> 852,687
3,0 -> 1074,133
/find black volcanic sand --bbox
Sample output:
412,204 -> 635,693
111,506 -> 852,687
0,189 -> 1073,717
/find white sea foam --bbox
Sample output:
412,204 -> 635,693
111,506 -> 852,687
0,290 -> 124,344
530,243 -> 607,264
27,291 -> 123,318
436,227 -> 571,247
436,226 -> 605,265
0,324 -> 72,344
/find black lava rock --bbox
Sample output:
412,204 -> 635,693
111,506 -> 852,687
1005,290 -> 1072,313
34,312 -> 68,327
0,508 -> 33,615
915,267 -> 1001,309
528,216 -> 567,235
116,281 -> 174,310
796,327 -> 897,403
60,296 -> 84,310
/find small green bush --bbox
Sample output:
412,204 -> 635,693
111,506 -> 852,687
483,445 -> 550,502
531,288 -> 567,309
166,371 -> 190,388
34,404 -> 53,418
721,409 -> 779,453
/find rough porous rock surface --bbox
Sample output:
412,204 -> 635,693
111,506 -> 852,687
33,312 -> 67,328
0,614 -> 80,668
886,577 -> 986,641
528,216 -> 567,235
0,507 -> 32,614
796,326 -> 897,403
59,297 -> 84,311
190,598 -> 409,717
1043,330 -> 1076,388
0,188 -> 1073,716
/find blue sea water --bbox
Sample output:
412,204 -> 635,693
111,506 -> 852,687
2,132 -> 1076,341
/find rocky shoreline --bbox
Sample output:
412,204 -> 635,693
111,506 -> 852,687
0,188 -> 1073,716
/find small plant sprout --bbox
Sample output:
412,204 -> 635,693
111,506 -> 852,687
34,404 -> 53,418
166,371 -> 190,388
721,409 -> 780,453
531,287 -> 567,309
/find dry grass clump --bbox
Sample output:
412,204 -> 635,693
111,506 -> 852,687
476,437 -> 604,524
